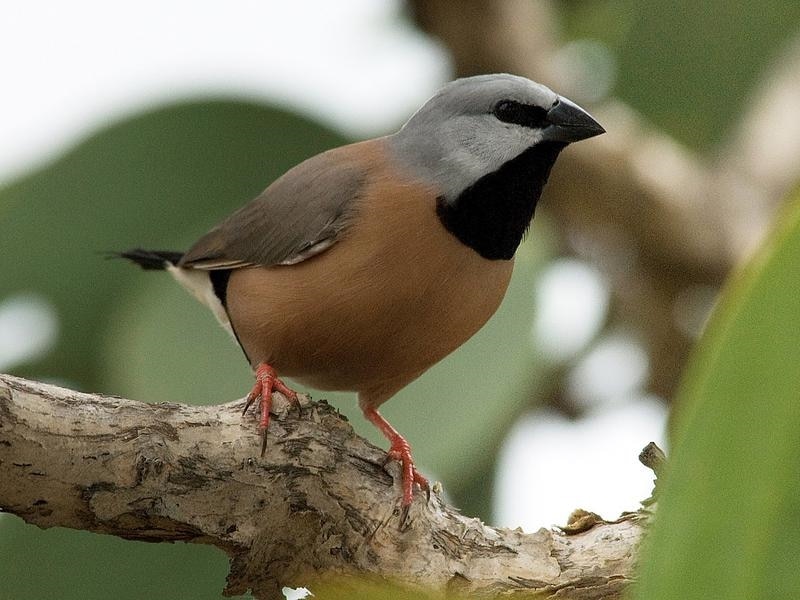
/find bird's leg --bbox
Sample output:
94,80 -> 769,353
362,406 -> 429,509
242,363 -> 298,456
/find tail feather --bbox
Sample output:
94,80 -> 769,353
115,248 -> 184,270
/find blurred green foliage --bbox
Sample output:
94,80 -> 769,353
0,524 -> 234,600
563,0 -> 800,149
1,100 -> 345,391
632,188 -> 800,599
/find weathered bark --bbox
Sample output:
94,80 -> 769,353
0,373 -> 645,599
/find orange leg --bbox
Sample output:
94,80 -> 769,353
362,406 -> 429,509
242,363 -> 298,455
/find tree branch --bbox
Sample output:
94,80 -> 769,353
0,373 -> 644,599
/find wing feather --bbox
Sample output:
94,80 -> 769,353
180,144 -> 368,270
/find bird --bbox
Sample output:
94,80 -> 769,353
119,73 -> 604,511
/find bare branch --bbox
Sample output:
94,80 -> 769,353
0,373 -> 644,599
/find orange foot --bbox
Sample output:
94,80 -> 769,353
242,363 -> 298,456
362,406 -> 430,515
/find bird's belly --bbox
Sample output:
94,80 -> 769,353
226,242 -> 513,396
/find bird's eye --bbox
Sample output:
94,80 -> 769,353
493,100 -> 549,129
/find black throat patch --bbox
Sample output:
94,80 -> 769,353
436,141 -> 566,260
208,269 -> 233,307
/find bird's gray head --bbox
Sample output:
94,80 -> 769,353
389,73 -> 604,201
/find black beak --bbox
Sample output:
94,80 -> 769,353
544,96 -> 605,143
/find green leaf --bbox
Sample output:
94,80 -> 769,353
0,100 -> 346,391
632,188 -> 800,599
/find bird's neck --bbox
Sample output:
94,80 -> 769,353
436,141 -> 566,260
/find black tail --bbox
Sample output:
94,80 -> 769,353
114,248 -> 184,270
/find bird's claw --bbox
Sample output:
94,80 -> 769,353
384,440 -> 430,510
242,363 -> 298,456
400,503 -> 411,528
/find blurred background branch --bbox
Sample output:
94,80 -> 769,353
410,0 -> 800,406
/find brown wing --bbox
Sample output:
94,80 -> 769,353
179,143 -> 370,270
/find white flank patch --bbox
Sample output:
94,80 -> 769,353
166,264 -> 234,337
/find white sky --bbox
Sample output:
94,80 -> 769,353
495,398 -> 667,528
0,0 -> 449,181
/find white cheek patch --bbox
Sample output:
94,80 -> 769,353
166,264 -> 235,338
438,115 -> 543,200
